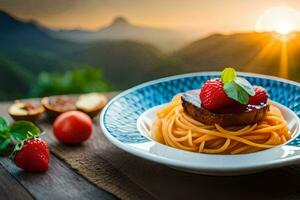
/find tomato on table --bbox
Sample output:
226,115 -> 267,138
53,111 -> 93,144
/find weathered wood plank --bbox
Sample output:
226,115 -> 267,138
0,99 -> 118,200
0,156 -> 117,200
0,164 -> 33,200
38,93 -> 157,200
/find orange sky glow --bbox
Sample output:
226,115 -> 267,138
1,0 -> 300,37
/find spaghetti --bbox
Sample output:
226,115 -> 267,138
151,95 -> 291,154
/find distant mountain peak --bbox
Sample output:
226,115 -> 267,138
110,16 -> 130,26
0,10 -> 37,26
0,10 -> 16,22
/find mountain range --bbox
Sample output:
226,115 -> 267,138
0,10 -> 182,99
48,16 -> 191,52
0,10 -> 299,100
175,32 -> 300,81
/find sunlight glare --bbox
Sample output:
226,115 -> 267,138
275,20 -> 293,35
256,6 -> 300,35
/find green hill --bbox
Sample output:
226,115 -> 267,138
68,40 -> 182,88
0,56 -> 33,99
0,10 -> 182,100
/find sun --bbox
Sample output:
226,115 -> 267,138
275,20 -> 293,35
255,6 -> 300,35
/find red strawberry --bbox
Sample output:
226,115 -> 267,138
200,78 -> 236,110
14,138 -> 49,172
248,86 -> 268,105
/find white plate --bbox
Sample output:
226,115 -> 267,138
136,101 -> 300,175
100,72 -> 300,175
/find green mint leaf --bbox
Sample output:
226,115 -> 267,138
234,77 -> 255,96
10,121 -> 41,142
224,81 -> 249,104
0,138 -> 10,151
0,117 -> 8,132
221,67 -> 237,84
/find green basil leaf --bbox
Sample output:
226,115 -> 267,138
224,81 -> 249,104
10,121 -> 41,142
0,117 -> 8,132
234,77 -> 255,96
0,138 -> 10,151
221,67 -> 237,84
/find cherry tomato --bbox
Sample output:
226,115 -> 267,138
53,111 -> 93,144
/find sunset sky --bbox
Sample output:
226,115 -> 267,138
1,0 -> 300,36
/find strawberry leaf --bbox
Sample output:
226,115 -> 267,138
11,141 -> 25,158
224,81 -> 249,104
221,68 -> 237,84
234,77 -> 255,96
14,141 -> 24,152
10,121 -> 41,142
11,132 -> 28,141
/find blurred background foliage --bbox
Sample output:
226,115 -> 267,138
29,66 -> 111,97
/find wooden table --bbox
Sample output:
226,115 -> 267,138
2,93 -> 300,200
0,95 -> 117,200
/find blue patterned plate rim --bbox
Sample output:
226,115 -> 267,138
101,71 -> 300,145
103,71 -> 300,108
100,71 -> 300,175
